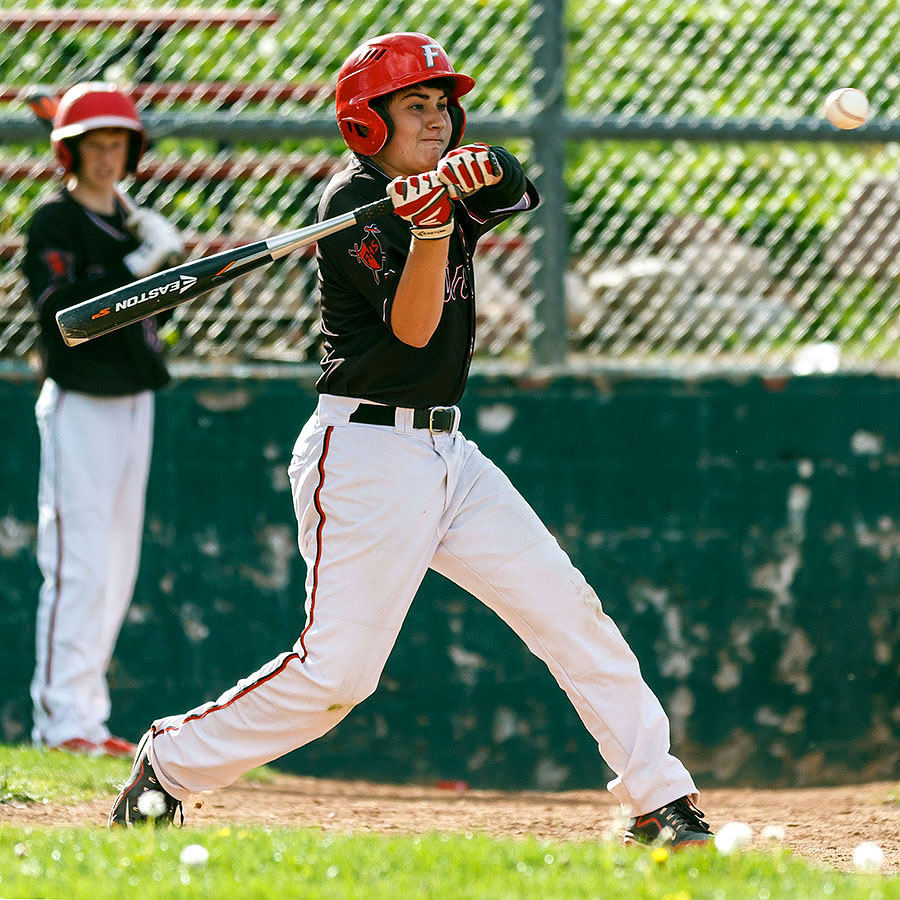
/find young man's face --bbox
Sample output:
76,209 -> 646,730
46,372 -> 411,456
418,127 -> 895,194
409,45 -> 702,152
74,128 -> 130,192
371,83 -> 452,178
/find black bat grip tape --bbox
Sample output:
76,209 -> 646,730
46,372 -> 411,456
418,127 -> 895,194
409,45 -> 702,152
355,197 -> 394,224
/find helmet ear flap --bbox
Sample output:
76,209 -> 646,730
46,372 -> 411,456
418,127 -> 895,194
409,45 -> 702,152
56,137 -> 77,174
370,98 -> 393,152
338,113 -> 389,156
125,131 -> 145,174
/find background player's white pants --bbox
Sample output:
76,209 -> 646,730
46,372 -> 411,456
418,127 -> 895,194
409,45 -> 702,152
149,395 -> 696,816
31,379 -> 154,747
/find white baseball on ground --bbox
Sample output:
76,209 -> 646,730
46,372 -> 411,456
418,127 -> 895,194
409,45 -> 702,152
852,840 -> 884,873
713,821 -> 753,854
824,87 -> 869,129
136,789 -> 168,819
180,844 -> 210,866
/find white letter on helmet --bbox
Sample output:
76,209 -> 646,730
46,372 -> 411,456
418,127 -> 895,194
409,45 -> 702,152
422,44 -> 442,68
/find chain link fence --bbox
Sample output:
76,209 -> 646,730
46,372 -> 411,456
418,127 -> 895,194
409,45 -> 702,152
2,0 -> 900,372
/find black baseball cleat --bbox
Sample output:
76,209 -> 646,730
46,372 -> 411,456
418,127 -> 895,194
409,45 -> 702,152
623,796 -> 713,847
108,730 -> 183,827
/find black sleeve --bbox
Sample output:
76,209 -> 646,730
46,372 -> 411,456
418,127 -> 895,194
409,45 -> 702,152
24,208 -> 133,334
456,146 -> 540,236
483,146 -> 528,209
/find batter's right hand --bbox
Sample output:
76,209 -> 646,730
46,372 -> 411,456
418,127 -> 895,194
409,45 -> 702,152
437,143 -> 502,195
387,171 -> 454,241
124,207 -> 186,277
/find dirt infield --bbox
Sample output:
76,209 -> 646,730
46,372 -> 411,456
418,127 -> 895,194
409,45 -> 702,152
3,774 -> 897,874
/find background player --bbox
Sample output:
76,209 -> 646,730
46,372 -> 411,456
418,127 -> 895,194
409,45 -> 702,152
25,82 -> 184,757
109,33 -> 712,846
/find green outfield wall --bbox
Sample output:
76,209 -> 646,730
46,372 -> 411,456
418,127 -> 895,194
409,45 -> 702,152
2,371 -> 899,790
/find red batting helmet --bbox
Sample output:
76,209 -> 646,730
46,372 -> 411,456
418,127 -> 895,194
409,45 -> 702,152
335,32 -> 475,156
51,82 -> 146,174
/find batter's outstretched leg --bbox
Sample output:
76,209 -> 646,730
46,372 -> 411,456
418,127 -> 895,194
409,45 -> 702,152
431,438 -> 697,817
141,410 -> 452,798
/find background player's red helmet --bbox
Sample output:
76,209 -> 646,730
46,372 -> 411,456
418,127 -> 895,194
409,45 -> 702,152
51,82 -> 146,174
336,32 -> 475,156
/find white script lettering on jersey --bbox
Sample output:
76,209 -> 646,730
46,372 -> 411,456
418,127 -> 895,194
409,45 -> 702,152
444,263 -> 469,303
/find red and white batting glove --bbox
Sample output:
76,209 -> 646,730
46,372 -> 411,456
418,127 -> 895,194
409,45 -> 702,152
387,171 -> 454,241
437,143 -> 502,196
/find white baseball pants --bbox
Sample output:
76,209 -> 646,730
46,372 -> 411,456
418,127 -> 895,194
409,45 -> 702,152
31,379 -> 154,747
149,394 -> 696,815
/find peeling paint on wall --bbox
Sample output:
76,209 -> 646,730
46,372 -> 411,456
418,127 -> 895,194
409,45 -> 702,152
476,403 -> 516,434
195,527 -> 222,558
777,628 -> 815,694
750,482 -> 811,628
179,602 -> 210,643
854,519 -> 900,559
492,706 -> 518,743
851,430 -> 884,455
448,645 -> 487,688
666,685 -> 695,746
0,515 -> 35,559
534,756 -> 571,790
713,652 -> 741,692
194,388 -> 252,412
240,525 -> 294,591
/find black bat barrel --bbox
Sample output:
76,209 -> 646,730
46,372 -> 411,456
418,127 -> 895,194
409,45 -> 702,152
56,240 -> 272,346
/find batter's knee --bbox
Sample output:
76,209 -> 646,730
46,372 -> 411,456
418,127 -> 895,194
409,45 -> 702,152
322,671 -> 381,710
295,653 -> 383,711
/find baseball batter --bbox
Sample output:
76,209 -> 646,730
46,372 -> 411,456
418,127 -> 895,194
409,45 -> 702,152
25,83 -> 183,758
110,33 -> 712,846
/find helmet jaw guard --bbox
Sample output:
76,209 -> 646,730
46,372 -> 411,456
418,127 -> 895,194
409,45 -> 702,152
336,32 -> 475,156
51,82 -> 146,174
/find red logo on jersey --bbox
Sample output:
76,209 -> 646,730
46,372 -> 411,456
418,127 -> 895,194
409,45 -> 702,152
349,225 -> 390,284
43,249 -> 74,282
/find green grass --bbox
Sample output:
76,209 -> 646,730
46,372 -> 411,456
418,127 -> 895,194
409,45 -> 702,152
0,744 -> 273,804
0,826 -> 897,900
1,745 -> 897,899
0,745 -> 131,805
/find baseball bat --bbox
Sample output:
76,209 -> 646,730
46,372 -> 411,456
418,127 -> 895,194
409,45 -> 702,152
56,196 -> 395,346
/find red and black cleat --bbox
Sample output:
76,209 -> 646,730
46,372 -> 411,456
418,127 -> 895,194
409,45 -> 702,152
108,730 -> 182,828
624,796 -> 713,847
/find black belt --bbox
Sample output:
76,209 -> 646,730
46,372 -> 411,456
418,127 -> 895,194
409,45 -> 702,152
348,404 -> 459,433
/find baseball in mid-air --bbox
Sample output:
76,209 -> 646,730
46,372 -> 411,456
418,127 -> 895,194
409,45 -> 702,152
824,87 -> 869,129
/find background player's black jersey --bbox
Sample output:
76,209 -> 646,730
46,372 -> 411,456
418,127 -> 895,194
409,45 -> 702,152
24,190 -> 170,396
315,149 -> 539,408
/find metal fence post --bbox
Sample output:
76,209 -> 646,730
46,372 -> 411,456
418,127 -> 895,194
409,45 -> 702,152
530,0 -> 568,365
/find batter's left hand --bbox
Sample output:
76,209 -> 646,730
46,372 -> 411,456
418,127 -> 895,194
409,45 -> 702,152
437,144 -> 502,195
388,171 -> 454,241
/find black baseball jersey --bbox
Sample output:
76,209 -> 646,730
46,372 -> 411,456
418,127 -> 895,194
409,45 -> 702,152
23,189 -> 171,396
315,148 -> 539,408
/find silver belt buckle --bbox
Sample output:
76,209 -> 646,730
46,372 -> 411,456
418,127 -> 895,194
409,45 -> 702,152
429,405 -> 458,434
